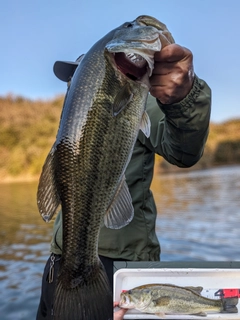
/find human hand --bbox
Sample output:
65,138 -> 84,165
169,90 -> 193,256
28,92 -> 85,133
150,44 -> 194,104
113,302 -> 128,320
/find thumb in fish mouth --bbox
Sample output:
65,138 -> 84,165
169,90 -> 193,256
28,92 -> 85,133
158,31 -> 174,49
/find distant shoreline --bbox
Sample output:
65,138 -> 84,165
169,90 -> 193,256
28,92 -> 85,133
1,164 -> 240,184
0,96 -> 240,182
0,175 -> 39,184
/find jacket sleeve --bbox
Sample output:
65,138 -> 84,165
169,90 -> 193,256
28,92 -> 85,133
138,75 -> 211,167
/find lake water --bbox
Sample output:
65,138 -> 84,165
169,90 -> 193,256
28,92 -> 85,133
0,165 -> 240,319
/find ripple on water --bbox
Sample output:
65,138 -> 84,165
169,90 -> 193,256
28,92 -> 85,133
154,166 -> 240,261
1,167 -> 240,319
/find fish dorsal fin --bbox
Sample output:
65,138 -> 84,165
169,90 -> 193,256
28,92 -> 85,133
185,286 -> 203,295
112,83 -> 133,116
140,111 -> 151,138
37,147 -> 60,222
104,176 -> 134,229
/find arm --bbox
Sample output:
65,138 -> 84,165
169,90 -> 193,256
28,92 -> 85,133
139,44 -> 211,167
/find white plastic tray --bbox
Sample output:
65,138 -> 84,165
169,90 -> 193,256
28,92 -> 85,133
114,268 -> 240,319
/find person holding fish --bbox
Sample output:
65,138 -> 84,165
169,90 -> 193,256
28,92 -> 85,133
36,15 -> 211,320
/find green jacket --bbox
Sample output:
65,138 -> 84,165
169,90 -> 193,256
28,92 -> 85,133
50,76 -> 211,261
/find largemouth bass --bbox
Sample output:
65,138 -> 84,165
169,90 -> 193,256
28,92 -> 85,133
119,283 -> 238,317
37,16 -> 174,320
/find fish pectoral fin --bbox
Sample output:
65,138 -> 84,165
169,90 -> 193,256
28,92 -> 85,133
140,111 -> 151,138
153,296 -> 171,307
185,286 -> 203,295
37,147 -> 60,222
104,176 -> 134,229
112,83 -> 133,116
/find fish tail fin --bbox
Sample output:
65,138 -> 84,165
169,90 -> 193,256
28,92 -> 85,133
221,297 -> 239,313
53,263 -> 113,320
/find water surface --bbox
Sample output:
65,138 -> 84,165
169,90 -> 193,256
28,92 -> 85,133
0,165 -> 240,319
0,182 -> 52,319
152,165 -> 240,260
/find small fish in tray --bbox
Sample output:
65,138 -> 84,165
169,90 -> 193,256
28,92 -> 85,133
119,283 -> 239,317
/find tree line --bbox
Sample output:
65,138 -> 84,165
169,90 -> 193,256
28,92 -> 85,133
0,94 -> 240,181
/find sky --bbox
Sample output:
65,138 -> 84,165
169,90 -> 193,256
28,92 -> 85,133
1,0 -> 240,123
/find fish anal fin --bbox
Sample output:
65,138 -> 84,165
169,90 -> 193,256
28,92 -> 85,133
37,147 -> 60,222
140,110 -> 151,138
104,176 -> 134,229
191,312 -> 207,317
112,83 -> 133,116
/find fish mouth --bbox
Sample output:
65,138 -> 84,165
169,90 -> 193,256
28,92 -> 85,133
114,52 -> 148,81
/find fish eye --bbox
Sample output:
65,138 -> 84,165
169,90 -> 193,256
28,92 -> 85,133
125,23 -> 133,28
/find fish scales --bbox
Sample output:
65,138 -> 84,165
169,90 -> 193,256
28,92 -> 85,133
57,70 -> 144,268
37,15 -> 173,320
55,67 -> 145,319
55,49 -> 147,270
150,285 -> 222,313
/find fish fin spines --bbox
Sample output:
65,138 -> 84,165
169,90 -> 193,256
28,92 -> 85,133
104,176 -> 134,229
185,286 -> 203,295
53,263 -> 113,320
37,148 -> 60,222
